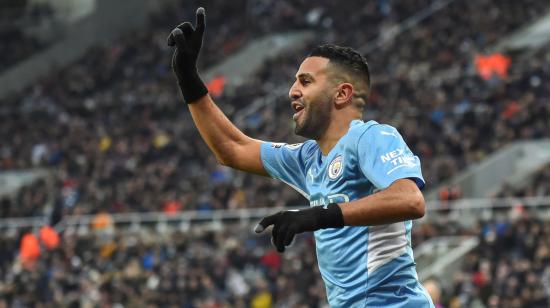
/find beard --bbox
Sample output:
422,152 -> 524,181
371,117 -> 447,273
294,92 -> 332,140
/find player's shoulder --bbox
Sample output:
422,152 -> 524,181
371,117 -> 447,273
270,140 -> 318,154
298,140 -> 318,156
348,120 -> 399,139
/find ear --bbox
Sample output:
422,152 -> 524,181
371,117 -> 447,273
334,83 -> 354,108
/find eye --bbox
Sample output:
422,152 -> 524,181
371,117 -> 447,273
301,79 -> 311,86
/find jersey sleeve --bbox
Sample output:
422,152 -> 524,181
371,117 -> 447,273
260,142 -> 311,199
357,124 -> 425,190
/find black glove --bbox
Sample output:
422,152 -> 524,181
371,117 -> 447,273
167,7 -> 208,103
254,203 -> 345,253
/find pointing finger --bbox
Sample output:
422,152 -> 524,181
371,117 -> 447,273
196,7 -> 206,35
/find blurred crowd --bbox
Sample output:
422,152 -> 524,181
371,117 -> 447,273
0,0 -> 57,72
415,162 -> 550,308
443,211 -> 550,308
1,1 -> 550,305
0,0 -> 548,221
0,164 -> 549,307
2,202 -> 550,306
0,225 -> 327,308
498,163 -> 550,199
0,179 -> 50,219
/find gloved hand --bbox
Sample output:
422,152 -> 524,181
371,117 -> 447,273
167,7 -> 208,103
255,203 -> 344,253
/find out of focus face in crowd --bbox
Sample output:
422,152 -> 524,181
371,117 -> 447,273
289,56 -> 334,140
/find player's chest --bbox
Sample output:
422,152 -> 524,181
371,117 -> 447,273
305,151 -> 365,193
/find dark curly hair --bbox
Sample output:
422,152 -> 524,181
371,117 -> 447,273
309,44 -> 370,108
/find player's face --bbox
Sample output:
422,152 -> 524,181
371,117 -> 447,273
289,57 -> 334,140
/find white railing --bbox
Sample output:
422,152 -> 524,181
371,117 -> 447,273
426,195 -> 550,210
1,196 -> 549,231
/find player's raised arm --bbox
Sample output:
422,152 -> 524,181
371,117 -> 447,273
166,8 -> 267,176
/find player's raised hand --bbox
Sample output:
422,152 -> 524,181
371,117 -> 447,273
254,204 -> 344,253
167,7 -> 208,104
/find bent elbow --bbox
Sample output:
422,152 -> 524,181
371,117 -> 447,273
216,155 -> 231,167
214,143 -> 241,168
410,192 -> 425,219
213,147 -> 236,167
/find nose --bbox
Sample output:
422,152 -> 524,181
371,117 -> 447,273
289,81 -> 301,101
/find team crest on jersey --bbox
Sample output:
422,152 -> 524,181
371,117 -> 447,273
328,155 -> 343,180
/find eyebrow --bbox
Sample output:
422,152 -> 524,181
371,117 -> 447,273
295,73 -> 315,81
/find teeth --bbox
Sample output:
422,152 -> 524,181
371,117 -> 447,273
293,108 -> 304,120
292,102 -> 304,112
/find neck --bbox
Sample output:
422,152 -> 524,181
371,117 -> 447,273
317,118 -> 357,155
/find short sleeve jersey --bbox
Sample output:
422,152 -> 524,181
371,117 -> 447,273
261,120 -> 431,307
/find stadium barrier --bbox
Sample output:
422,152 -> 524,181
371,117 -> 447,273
1,196 -> 549,232
426,140 -> 550,199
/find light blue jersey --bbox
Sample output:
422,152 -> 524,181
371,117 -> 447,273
261,120 -> 434,308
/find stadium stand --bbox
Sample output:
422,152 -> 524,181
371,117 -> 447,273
445,213 -> 550,308
498,163 -> 550,199
3,204 -> 548,308
1,0 -> 550,306
1,162 -> 549,307
1,1 -> 549,219
0,179 -> 49,218
0,0 -> 58,72
0,224 -> 324,307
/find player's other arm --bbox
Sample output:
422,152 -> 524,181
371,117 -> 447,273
166,8 -> 267,176
255,179 -> 424,252
340,178 -> 425,226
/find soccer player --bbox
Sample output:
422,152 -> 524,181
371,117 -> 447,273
167,8 -> 434,308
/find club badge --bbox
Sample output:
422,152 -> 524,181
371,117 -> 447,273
328,155 -> 343,180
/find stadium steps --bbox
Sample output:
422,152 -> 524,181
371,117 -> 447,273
0,168 -> 50,198
203,31 -> 314,89
0,3 -> 313,101
494,9 -> 550,52
0,0 -> 149,99
416,236 -> 479,284
426,139 -> 550,199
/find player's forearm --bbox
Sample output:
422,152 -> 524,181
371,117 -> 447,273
339,179 -> 425,226
187,95 -> 250,165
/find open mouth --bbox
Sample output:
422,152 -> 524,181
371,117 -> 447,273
292,101 -> 305,120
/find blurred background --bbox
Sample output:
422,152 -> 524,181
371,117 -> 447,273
0,0 -> 549,307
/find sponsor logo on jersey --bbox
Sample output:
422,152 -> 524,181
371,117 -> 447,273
380,148 -> 419,175
328,155 -> 343,180
271,143 -> 285,148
